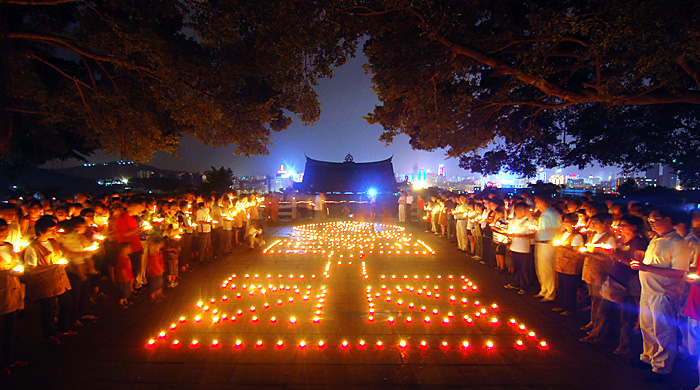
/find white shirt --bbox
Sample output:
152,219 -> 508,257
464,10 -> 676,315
196,208 -> 212,233
560,232 -> 584,247
480,209 -> 490,229
641,230 -> 690,296
454,204 -> 469,220
685,232 -> 700,268
536,208 -> 561,241
405,195 -> 414,205
23,241 -> 56,267
590,233 -> 616,248
507,217 -> 535,253
0,243 -> 14,270
7,221 -> 21,248
314,195 -> 324,211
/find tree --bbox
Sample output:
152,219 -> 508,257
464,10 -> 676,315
5,0 -> 700,187
527,181 -> 562,198
616,178 -> 638,196
354,0 -> 700,184
200,166 -> 233,194
1,0 -> 361,164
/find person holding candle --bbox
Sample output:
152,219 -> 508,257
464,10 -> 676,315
246,224 -> 265,250
147,237 -> 166,303
195,200 -> 213,264
503,202 -> 537,295
416,194 -> 426,227
59,217 -> 99,327
673,212 -> 700,357
397,190 -> 407,223
552,213 -> 585,316
533,195 -> 562,302
454,195 -> 470,253
176,200 -> 194,272
603,215 -> 648,355
104,202 -> 122,284
491,206 -> 509,273
0,219 -> 27,376
471,202 -> 485,261
580,213 -> 617,343
0,204 -> 21,249
115,242 -> 133,309
210,194 -> 224,259
19,200 -> 44,244
220,197 -> 233,255
427,195 -> 438,233
116,199 -> 145,290
583,214 -> 645,346
23,216 -> 73,344
232,198 -> 245,246
631,208 -> 691,382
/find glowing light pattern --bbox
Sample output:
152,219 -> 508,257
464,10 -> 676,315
145,221 -> 548,353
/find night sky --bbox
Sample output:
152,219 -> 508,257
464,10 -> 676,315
67,51 -> 619,180
145,52 -> 467,177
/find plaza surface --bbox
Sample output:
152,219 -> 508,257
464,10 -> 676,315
6,221 -> 694,389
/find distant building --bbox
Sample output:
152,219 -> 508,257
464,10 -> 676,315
549,174 -> 566,186
645,164 -> 679,189
615,164 -> 679,191
297,154 -> 397,194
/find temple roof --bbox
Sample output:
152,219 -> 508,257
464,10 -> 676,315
298,155 -> 397,194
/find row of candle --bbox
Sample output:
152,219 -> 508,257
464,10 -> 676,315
147,338 -> 549,350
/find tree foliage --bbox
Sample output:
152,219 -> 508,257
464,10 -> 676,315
1,0 -> 361,164
200,166 -> 234,194
356,0 -> 700,184
3,0 -> 700,186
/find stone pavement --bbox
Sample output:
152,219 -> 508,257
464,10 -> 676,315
3,220 -> 696,390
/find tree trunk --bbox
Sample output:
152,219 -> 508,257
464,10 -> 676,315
0,1 -> 12,157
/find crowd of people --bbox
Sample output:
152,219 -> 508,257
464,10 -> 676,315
412,191 -> 700,384
0,190 -> 275,376
4,187 -> 700,384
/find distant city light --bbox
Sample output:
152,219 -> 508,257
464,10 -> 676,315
412,180 -> 429,190
367,188 -> 377,197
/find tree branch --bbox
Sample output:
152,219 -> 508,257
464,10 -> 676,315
432,33 -> 592,103
335,6 -> 404,16
678,55 -> 700,89
619,90 -> 700,105
3,0 -> 78,5
8,32 -> 159,79
6,107 -> 87,120
432,33 -> 700,106
29,53 -> 94,91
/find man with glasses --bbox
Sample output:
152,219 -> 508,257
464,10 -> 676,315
631,208 -> 691,382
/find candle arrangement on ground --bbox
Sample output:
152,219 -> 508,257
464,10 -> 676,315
145,221 -> 548,353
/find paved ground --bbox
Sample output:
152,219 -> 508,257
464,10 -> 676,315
4,220 -> 697,389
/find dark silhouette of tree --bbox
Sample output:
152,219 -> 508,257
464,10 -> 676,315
617,178 -> 638,196
0,0 -> 361,164
355,0 -> 700,184
200,166 -> 233,194
4,0 -> 700,186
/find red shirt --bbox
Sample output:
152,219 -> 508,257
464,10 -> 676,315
147,252 -> 165,277
115,255 -> 133,283
115,213 -> 143,253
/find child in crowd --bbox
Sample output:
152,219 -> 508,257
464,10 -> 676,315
552,213 -> 585,316
115,242 -> 133,309
147,237 -> 166,303
163,235 -> 181,288
246,224 -> 265,249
